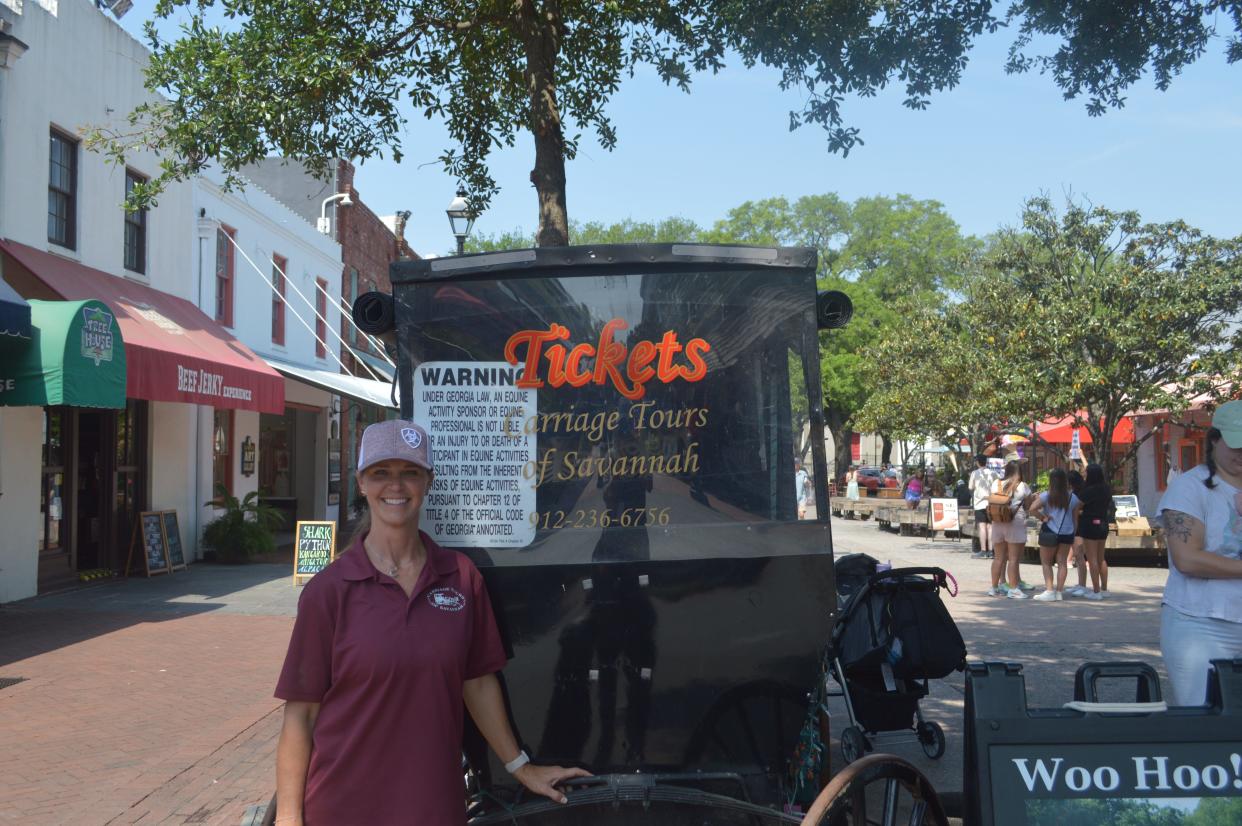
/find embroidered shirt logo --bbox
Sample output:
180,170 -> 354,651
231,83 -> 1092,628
401,427 -> 423,449
428,587 -> 465,612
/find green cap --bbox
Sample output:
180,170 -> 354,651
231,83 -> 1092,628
1212,400 -> 1242,449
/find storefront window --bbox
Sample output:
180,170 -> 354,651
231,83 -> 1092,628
213,409 -> 233,496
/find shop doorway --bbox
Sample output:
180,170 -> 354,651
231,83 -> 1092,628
75,410 -> 108,570
37,402 -> 147,593
260,405 -> 320,527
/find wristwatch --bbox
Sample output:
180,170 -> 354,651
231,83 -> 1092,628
505,750 -> 531,774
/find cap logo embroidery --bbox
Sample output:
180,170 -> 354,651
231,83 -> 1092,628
428,587 -> 465,612
401,427 -> 423,449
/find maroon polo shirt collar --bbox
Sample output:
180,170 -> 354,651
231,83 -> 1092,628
337,530 -> 457,583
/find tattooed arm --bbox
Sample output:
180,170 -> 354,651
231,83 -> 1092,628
1164,510 -> 1242,579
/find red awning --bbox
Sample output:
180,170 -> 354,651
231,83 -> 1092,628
1037,414 -> 1136,444
1,240 -> 284,414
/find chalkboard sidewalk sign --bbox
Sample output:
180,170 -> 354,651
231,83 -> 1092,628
126,510 -> 173,577
965,658 -> 1242,826
294,521 -> 337,584
162,510 -> 187,571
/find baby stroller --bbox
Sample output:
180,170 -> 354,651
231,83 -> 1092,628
827,554 -> 966,764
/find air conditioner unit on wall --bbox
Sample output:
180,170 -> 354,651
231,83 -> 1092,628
109,0 -> 133,19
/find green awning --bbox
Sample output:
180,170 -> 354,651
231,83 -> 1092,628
0,299 -> 126,408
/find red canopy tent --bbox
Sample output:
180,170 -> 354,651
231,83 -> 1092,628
1036,414 -> 1136,444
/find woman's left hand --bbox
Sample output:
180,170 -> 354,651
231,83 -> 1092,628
514,763 -> 593,804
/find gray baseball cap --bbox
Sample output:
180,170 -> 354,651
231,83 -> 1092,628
357,419 -> 433,473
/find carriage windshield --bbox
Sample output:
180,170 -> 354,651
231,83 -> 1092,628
400,265 -> 827,565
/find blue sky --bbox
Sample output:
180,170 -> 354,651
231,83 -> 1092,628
118,4 -> 1241,257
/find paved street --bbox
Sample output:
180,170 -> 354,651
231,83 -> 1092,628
0,519 -> 1168,824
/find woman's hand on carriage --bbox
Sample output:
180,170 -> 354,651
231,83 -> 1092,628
513,763 -> 593,804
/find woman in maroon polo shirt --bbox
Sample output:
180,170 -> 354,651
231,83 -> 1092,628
273,419 -> 588,825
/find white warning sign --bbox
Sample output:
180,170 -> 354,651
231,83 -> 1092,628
414,361 -> 537,548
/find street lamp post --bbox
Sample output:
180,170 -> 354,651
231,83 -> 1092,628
445,188 -> 475,255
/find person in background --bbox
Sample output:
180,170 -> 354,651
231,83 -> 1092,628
902,472 -> 924,510
925,469 -> 947,498
1028,468 -> 1082,601
989,461 -> 1032,599
1157,401 -> 1242,705
795,459 -> 810,519
845,464 -> 861,501
954,476 -> 972,508
273,420 -> 588,825
1072,463 -> 1113,600
1165,444 -> 1183,487
969,456 -> 998,561
1065,469 -> 1089,596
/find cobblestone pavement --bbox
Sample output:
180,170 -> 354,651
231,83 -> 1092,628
0,519 -> 1168,824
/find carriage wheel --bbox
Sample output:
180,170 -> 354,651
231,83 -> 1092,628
916,722 -> 945,760
800,754 -> 948,826
839,726 -> 866,765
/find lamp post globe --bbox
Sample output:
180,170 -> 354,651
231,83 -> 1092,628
446,188 -> 475,255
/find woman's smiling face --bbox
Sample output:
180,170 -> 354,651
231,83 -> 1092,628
357,460 -> 433,528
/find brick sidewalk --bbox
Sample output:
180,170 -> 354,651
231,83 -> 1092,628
0,528 -> 1168,825
0,605 -> 291,826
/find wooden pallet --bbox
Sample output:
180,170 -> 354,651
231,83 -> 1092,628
1114,517 -> 1156,537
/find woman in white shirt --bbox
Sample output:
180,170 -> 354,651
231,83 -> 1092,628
988,461 -> 1032,600
1157,400 -> 1242,705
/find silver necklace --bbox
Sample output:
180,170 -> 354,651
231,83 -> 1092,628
367,545 -> 401,577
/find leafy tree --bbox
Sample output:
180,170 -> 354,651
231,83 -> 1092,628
100,1 -> 1240,245
1027,798 -> 1187,826
706,194 -> 974,474
468,216 -> 703,252
1182,796 -> 1242,826
818,280 -> 892,473
968,197 -> 1242,481
835,195 -> 979,300
854,293 -> 1025,465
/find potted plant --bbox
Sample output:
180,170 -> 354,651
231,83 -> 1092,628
202,486 -> 285,564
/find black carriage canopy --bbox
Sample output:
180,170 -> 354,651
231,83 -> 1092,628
387,245 -> 838,813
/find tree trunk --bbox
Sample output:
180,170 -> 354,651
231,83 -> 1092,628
880,434 -> 893,465
825,408 -> 852,483
833,429 -> 854,483
516,1 -> 569,247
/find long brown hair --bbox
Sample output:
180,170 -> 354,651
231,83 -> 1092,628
1003,460 -> 1022,489
1046,467 -> 1070,510
1205,427 -> 1222,489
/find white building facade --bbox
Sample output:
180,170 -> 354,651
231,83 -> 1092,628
0,0 -> 286,600
194,171 -> 345,535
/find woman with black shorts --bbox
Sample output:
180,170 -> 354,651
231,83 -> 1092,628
1029,468 -> 1082,601
1074,463 -> 1113,600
